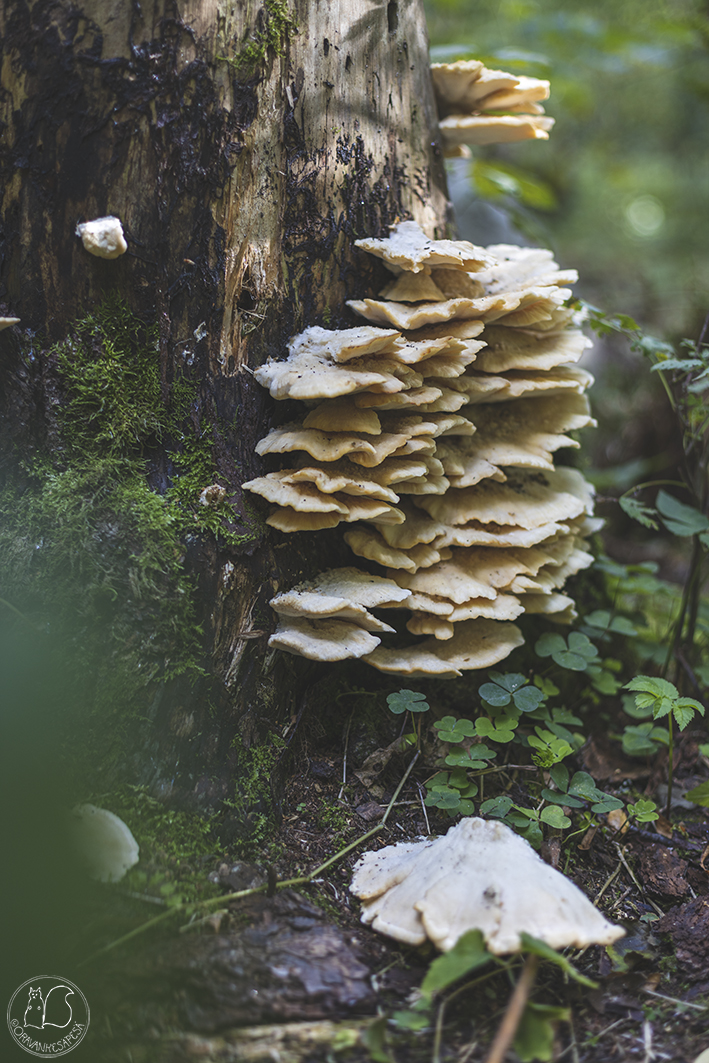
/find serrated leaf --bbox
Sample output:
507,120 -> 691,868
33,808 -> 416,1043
656,490 -> 709,537
387,689 -> 429,715
625,675 -> 679,699
650,357 -> 704,372
672,699 -> 703,729
619,495 -> 659,529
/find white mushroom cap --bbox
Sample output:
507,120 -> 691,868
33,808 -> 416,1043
70,804 -> 139,883
363,618 -> 524,677
269,616 -> 382,660
439,114 -> 555,148
351,818 -> 624,953
355,221 -> 494,274
0,317 -> 20,331
75,216 -> 128,259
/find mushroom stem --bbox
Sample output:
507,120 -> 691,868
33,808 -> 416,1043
483,954 -> 538,1063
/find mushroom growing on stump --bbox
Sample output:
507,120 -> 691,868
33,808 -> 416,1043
350,817 -> 624,953
75,216 -> 128,259
246,216 -> 598,676
70,804 -> 139,883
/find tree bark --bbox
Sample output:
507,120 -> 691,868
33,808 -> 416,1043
0,0 -> 451,805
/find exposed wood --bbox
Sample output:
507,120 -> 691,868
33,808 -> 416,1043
0,0 -> 451,801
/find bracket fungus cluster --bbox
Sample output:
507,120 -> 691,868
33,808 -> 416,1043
350,818 -> 624,954
431,59 -> 554,154
246,220 -> 598,677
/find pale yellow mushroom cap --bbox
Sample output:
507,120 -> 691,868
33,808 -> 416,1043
350,818 -> 624,953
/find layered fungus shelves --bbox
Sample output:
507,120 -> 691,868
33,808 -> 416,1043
245,221 -> 598,677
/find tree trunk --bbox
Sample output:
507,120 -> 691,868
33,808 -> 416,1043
0,0 -> 451,808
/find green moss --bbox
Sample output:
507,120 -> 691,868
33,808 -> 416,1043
225,732 -> 286,854
0,296 -> 262,783
94,785 -> 225,906
218,0 -> 297,76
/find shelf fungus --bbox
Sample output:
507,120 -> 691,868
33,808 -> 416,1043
246,219 -> 597,676
350,818 -> 624,953
431,60 -> 554,154
75,216 -> 128,259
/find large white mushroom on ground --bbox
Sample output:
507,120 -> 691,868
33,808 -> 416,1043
245,214 -> 598,677
350,818 -> 625,954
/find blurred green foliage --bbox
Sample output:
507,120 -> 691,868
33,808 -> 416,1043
425,0 -> 709,337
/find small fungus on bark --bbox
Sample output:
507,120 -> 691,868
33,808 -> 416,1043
75,216 -> 128,259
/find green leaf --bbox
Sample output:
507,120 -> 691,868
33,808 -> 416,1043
627,799 -> 659,822
619,495 -> 659,529
475,716 -> 518,743
549,764 -> 569,791
444,744 -> 496,768
435,717 -> 478,743
673,698 -> 704,730
514,1002 -> 571,1063
650,357 -> 704,373
684,780 -> 709,807
478,682 -> 512,706
480,795 -> 513,818
421,930 -> 489,995
541,787 -> 584,809
424,788 -> 461,810
655,490 -> 709,537
534,675 -> 560,697
567,771 -> 601,800
621,693 -> 654,719
625,675 -> 679,700
513,686 -> 545,712
520,933 -> 597,987
391,1007 -> 429,1033
387,689 -> 429,715
622,724 -> 662,757
591,795 -> 624,813
488,671 -> 528,692
473,159 -> 557,211
540,805 -> 572,828
534,633 -> 566,658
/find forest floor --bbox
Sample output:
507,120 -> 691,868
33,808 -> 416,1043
85,679 -> 709,1063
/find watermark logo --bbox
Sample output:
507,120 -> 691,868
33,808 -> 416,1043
7,976 -> 89,1057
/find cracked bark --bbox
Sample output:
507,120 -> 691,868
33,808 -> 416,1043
0,0 -> 451,806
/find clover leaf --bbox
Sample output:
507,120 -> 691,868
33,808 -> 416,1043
434,716 -> 477,743
535,631 -> 599,671
479,672 -> 546,712
387,689 -> 430,715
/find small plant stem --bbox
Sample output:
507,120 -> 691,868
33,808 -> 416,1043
79,751 -> 420,966
666,717 -> 675,821
483,954 -> 538,1063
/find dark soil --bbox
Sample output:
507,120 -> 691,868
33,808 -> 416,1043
78,693 -> 709,1063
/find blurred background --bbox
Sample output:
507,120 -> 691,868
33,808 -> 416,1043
424,0 -> 709,575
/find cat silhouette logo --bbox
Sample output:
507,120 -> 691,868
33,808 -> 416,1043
7,976 -> 89,1057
